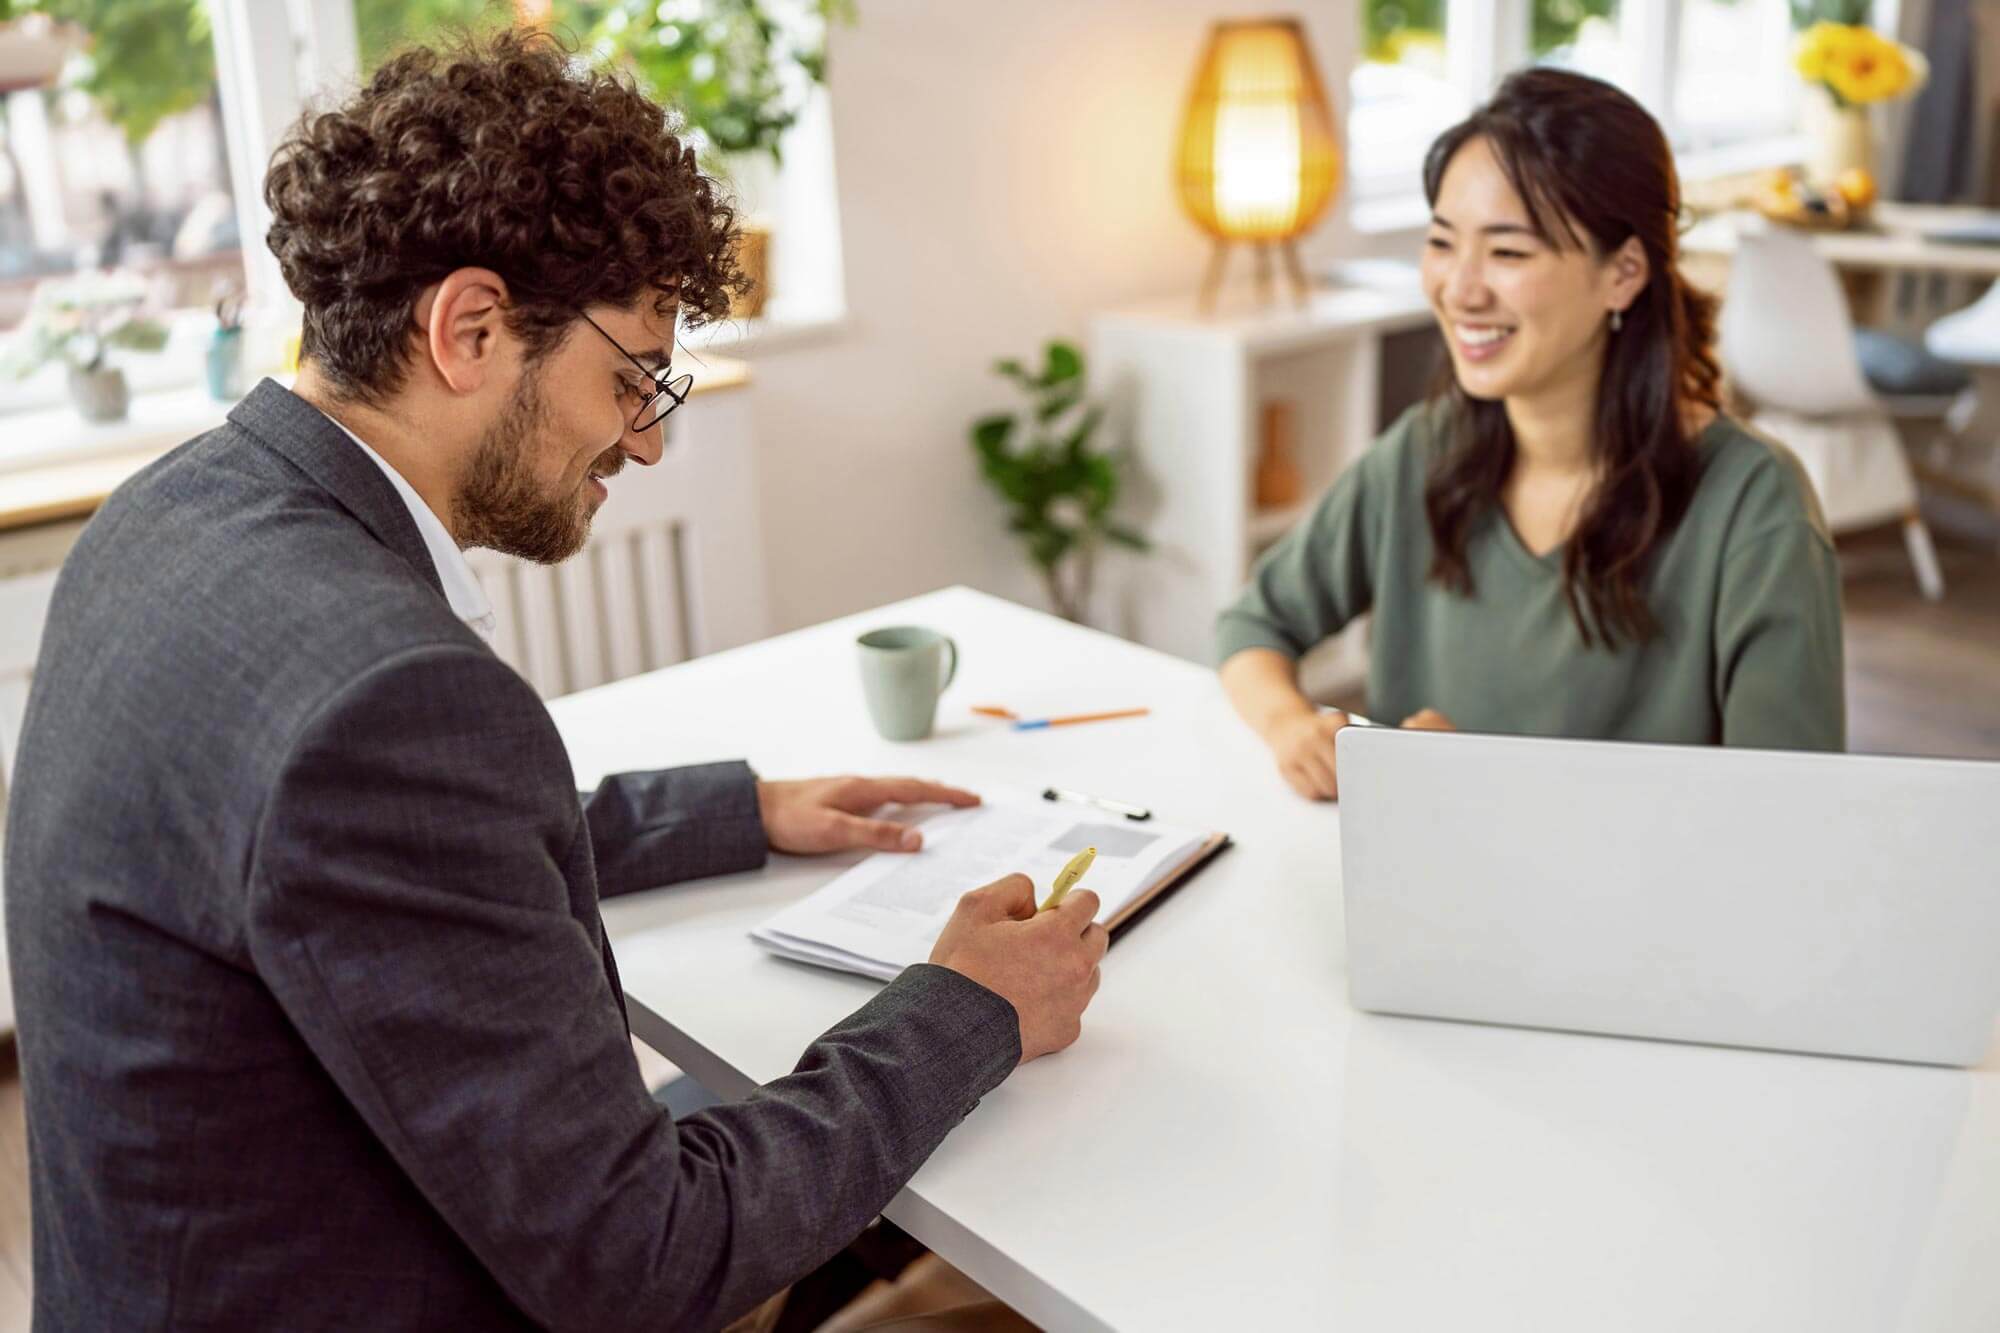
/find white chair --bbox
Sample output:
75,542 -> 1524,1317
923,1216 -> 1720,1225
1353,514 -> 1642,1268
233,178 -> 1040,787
0,568 -> 60,1038
1719,229 -> 1945,600
1926,278 -> 2000,446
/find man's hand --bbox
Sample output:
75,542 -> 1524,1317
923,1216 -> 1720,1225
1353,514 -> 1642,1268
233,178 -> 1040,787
1262,710 -> 1350,801
929,875 -> 1108,1063
1400,708 -> 1457,731
755,775 -> 979,855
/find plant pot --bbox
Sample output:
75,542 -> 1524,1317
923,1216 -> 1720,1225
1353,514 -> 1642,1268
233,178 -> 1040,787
1801,89 -> 1873,190
66,364 -> 130,423
0,15 -> 86,93
730,223 -> 771,321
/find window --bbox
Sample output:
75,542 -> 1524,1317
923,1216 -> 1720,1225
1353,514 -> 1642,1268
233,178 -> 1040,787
340,0 -> 846,328
2,0 -> 844,436
1533,0 -> 1632,94
1347,0 -> 1816,210
1350,0 -> 1465,194
1673,0 -> 1800,150
1,3 -> 248,411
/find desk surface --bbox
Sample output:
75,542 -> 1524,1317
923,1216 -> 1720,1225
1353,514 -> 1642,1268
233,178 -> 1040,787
1683,202 -> 2000,278
553,587 -> 2000,1333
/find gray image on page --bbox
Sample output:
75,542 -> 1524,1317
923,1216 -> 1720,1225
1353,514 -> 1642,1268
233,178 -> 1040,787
1051,824 -> 1160,858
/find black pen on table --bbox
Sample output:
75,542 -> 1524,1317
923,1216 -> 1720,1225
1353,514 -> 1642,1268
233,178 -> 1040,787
1042,786 -> 1152,821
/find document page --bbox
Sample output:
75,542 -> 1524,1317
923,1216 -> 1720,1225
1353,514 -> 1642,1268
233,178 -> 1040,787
751,793 -> 1207,980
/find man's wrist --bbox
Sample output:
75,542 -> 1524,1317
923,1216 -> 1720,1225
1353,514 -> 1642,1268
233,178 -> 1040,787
751,774 -> 774,844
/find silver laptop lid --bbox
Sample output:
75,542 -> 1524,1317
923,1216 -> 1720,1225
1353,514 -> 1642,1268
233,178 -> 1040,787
1336,728 -> 2000,1066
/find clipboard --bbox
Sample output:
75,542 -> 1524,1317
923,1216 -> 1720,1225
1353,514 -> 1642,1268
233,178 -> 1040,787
1106,831 -> 1233,941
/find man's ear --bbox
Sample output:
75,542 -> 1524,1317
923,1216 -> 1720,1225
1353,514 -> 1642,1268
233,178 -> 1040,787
411,268 -> 510,396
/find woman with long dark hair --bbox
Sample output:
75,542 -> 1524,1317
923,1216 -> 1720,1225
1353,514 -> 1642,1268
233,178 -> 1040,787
1216,68 -> 1843,800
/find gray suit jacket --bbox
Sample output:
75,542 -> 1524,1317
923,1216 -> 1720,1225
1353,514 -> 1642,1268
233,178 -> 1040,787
4,379 -> 1019,1331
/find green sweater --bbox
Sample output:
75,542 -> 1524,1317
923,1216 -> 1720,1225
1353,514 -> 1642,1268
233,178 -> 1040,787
1215,407 -> 1846,751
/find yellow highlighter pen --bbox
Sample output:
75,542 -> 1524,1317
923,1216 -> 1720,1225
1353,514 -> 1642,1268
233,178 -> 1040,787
1040,846 -> 1097,912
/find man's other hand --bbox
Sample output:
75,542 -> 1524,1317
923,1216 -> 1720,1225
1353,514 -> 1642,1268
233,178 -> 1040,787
755,775 -> 980,855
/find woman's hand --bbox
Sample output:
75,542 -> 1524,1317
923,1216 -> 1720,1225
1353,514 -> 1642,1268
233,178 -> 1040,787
1400,708 -> 1458,731
1263,711 -> 1351,801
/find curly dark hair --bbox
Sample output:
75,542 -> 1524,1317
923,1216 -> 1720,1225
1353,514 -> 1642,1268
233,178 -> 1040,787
1421,69 -> 1723,650
265,27 -> 744,405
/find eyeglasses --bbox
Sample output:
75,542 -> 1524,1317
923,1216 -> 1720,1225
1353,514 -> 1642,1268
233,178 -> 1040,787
579,312 -> 693,434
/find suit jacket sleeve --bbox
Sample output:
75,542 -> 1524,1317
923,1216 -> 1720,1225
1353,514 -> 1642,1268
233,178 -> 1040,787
244,645 -> 1021,1332
583,761 -> 770,898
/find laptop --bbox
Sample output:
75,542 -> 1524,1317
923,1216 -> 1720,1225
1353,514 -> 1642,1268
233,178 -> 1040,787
1335,728 -> 2000,1066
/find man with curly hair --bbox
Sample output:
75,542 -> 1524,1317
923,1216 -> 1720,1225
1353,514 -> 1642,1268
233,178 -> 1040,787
7,30 -> 1098,1331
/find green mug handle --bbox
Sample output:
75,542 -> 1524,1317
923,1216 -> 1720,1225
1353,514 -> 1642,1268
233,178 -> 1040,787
938,635 -> 958,693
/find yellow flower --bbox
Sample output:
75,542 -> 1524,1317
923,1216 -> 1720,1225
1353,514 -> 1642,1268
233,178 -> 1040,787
1797,23 -> 1920,105
1828,32 -> 1911,104
1793,22 -> 1845,83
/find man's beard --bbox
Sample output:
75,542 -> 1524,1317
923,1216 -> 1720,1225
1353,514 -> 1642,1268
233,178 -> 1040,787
453,366 -> 625,566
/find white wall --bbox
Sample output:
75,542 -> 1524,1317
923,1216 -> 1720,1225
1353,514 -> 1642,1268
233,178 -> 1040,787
735,1 -> 1373,632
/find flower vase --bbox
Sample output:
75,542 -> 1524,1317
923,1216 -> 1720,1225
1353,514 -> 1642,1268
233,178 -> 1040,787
1801,89 -> 1873,190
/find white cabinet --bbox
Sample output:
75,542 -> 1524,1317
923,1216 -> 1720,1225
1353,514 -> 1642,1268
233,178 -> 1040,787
1090,274 -> 1435,696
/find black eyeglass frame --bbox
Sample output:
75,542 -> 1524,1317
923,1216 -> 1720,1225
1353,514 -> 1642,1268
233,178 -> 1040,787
579,312 -> 693,434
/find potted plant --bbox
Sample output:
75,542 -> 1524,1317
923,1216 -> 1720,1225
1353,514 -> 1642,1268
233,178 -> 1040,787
582,0 -> 854,320
1,271 -> 168,423
970,341 -> 1149,625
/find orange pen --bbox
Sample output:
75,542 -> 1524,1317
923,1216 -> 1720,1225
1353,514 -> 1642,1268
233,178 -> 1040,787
1011,708 -> 1149,731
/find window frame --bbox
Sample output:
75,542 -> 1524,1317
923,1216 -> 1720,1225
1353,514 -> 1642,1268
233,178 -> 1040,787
1345,0 -> 1898,226
2,0 -> 844,435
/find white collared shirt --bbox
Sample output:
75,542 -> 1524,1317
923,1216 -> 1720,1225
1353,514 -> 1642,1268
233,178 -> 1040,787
319,412 -> 499,646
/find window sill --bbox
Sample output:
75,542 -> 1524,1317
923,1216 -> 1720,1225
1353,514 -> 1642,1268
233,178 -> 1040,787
0,383 -> 239,478
681,310 -> 849,358
1676,133 -> 1807,184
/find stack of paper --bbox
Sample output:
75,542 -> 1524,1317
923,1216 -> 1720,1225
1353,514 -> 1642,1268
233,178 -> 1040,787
751,793 -> 1216,980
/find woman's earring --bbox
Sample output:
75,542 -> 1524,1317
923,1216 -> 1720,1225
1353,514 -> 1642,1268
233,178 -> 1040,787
1610,309 -> 1624,332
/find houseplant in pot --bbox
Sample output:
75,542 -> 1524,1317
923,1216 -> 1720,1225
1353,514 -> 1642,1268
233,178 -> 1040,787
970,340 -> 1149,625
1,270 -> 168,423
582,0 -> 854,320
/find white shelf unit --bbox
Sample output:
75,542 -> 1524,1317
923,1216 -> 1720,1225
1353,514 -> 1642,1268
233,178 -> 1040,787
1089,278 -> 1435,697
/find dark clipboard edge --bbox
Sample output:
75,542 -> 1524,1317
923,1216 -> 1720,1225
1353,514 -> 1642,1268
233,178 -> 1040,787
1105,833 -> 1233,944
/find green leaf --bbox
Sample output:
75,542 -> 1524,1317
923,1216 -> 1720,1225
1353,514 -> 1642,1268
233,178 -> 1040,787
1041,340 -> 1082,387
104,319 -> 168,352
1060,404 -> 1104,453
1101,522 -> 1151,551
1035,387 -> 1083,424
1027,525 -> 1072,570
971,413 -> 1014,458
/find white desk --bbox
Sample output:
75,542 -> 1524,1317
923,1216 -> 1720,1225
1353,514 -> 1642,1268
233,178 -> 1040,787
551,587 -> 2000,1332
1682,203 -> 2000,280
